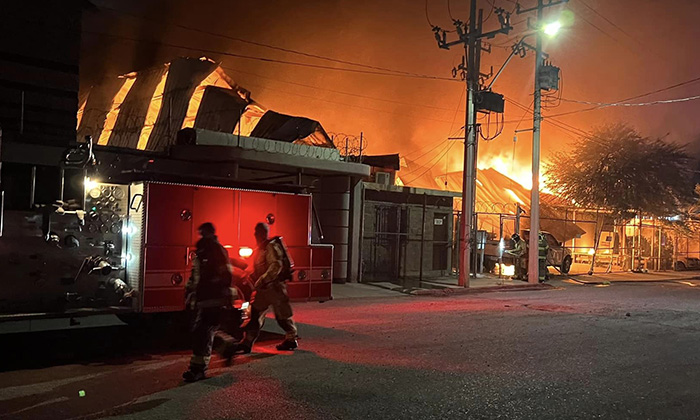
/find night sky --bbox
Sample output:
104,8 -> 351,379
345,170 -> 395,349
80,0 -> 700,184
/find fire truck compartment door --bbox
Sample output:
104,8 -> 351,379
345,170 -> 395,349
238,191 -> 277,246
192,187 -> 237,247
143,183 -> 193,312
146,183 -> 193,246
275,194 -> 311,247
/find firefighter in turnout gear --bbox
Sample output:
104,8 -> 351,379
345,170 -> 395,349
182,222 -> 233,382
228,222 -> 298,356
538,232 -> 550,282
506,233 -> 528,280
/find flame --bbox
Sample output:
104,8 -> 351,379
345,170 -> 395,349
97,77 -> 136,145
76,94 -> 88,130
137,67 -> 169,150
181,68 -> 231,129
505,188 -> 525,205
477,154 -> 552,193
233,104 -> 267,137
495,263 -> 515,276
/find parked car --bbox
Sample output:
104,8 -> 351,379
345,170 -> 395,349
674,257 -> 700,271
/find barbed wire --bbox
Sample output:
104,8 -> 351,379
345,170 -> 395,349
475,201 -> 519,214
328,132 -> 369,161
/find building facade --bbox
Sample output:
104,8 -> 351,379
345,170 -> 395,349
360,183 -> 458,287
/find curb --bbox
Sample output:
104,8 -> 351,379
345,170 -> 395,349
409,283 -> 555,296
565,275 -> 700,285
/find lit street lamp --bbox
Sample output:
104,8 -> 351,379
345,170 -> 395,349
543,21 -> 562,37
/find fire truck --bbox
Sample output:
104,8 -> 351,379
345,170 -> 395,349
0,138 -> 333,328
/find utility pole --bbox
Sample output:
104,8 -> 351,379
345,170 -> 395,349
516,0 -> 567,284
461,0 -> 478,287
432,3 -> 511,287
529,0 -> 545,284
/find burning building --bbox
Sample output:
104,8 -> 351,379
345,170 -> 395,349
77,57 -> 334,150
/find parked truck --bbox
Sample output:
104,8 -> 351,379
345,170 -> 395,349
0,139 -> 333,329
479,230 -> 572,275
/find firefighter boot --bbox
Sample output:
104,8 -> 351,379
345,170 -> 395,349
228,341 -> 252,355
276,339 -> 298,351
182,366 -> 206,382
221,342 -> 250,366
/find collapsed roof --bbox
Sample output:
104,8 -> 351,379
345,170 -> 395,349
77,57 -> 334,151
397,159 -> 585,242
360,154 -> 401,171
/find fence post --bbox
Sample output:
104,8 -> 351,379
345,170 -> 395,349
419,194 -> 426,286
658,226 -> 662,271
498,214 -> 504,279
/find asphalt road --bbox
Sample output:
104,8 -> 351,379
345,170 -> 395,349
2,280 -> 700,419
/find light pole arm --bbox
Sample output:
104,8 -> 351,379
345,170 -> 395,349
486,39 -> 522,91
485,34 -> 539,91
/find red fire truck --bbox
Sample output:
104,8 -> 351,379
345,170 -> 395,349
0,140 -> 333,327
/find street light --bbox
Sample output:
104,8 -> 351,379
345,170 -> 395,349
482,8 -> 569,284
543,21 -> 562,37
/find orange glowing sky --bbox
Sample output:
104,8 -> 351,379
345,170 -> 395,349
81,0 -> 700,186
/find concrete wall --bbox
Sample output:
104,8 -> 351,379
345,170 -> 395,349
315,176 -> 352,283
348,179 -> 363,282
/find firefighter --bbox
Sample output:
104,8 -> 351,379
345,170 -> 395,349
538,232 -> 550,282
506,233 -> 528,280
228,222 -> 298,356
182,222 -> 233,382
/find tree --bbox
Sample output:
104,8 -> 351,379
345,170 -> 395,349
546,123 -> 695,218
546,123 -> 696,273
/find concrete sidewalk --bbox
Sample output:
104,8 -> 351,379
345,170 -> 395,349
567,270 -> 700,284
331,282 -> 407,299
367,274 -> 553,296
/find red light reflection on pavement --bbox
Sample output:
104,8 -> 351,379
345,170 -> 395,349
193,373 -> 326,420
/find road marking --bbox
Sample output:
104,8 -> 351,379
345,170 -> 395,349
0,373 -> 105,401
0,396 -> 69,418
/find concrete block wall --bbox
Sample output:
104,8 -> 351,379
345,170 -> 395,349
315,176 -> 352,284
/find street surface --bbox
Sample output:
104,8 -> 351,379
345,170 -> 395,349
2,280 -> 700,419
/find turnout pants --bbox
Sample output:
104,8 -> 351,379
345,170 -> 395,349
243,282 -> 297,346
538,257 -> 548,282
514,256 -> 527,279
190,307 -> 223,371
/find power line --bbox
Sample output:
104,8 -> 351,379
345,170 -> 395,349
578,0 -> 655,56
83,30 -> 459,82
401,125 -> 463,172
513,99 -> 534,131
404,141 -> 458,185
547,75 -> 700,118
222,66 -> 461,113
403,89 -> 466,158
560,94 -> 700,108
505,97 -> 599,143
234,76 -> 462,125
426,0 -> 456,32
447,0 -> 456,21
102,5 -> 441,79
426,0 -> 437,27
570,0 -> 663,64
